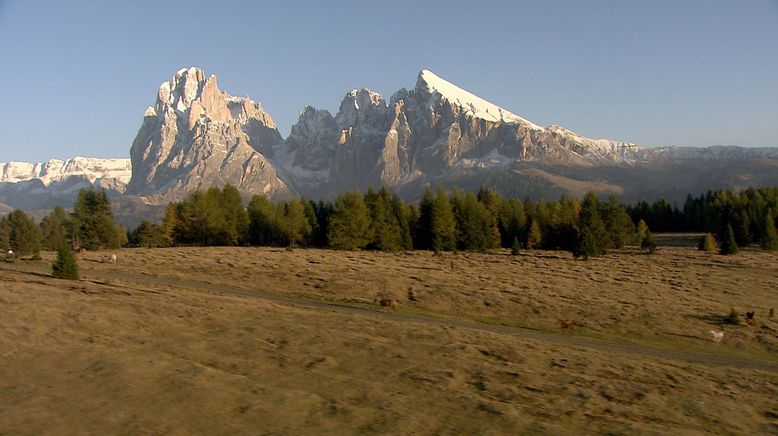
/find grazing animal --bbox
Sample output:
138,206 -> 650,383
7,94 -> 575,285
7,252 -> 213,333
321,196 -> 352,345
709,330 -> 725,343
558,319 -> 577,332
745,311 -> 755,321
375,296 -> 397,311
74,246 -> 86,254
102,253 -> 117,264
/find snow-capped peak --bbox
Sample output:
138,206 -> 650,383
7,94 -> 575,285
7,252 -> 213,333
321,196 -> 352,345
0,157 -> 132,186
416,69 -> 542,130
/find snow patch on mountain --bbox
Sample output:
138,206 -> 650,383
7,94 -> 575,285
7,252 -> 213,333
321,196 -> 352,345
417,70 -> 543,129
0,157 -> 132,186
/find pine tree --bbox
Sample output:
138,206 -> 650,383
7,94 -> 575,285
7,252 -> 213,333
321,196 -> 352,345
3,210 -> 42,257
761,211 -> 778,251
247,195 -> 279,246
52,244 -> 79,280
642,230 -> 657,254
636,219 -> 649,246
430,188 -> 456,252
698,233 -> 717,252
719,223 -> 739,255
277,199 -> 312,246
415,189 -> 435,250
451,190 -> 494,251
498,199 -> 526,248
72,188 -> 120,249
40,206 -> 71,250
328,191 -> 372,250
526,219 -> 542,250
511,236 -> 521,255
573,192 -> 608,258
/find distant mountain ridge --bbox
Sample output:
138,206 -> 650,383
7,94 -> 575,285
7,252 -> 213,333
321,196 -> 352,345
1,67 -> 777,212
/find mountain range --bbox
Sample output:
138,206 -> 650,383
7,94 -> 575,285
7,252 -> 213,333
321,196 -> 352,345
2,67 -> 777,219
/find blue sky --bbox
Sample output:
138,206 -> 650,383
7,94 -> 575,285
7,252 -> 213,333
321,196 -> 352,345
1,0 -> 776,162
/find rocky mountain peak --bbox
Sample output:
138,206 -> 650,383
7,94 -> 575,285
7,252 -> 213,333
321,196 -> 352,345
127,67 -> 290,203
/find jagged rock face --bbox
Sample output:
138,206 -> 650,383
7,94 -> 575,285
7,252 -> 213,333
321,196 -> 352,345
280,70 -> 642,198
127,67 -> 291,203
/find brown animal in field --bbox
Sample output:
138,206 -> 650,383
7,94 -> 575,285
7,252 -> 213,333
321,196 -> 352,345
73,246 -> 86,254
558,319 -> 577,332
375,296 -> 397,311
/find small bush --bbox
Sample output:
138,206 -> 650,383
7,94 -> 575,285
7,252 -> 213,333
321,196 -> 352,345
52,245 -> 79,280
641,231 -> 657,254
724,308 -> 741,325
698,233 -> 717,252
511,236 -> 521,256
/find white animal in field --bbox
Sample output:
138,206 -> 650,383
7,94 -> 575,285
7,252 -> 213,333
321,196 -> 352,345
102,253 -> 117,264
709,330 -> 725,343
5,250 -> 14,261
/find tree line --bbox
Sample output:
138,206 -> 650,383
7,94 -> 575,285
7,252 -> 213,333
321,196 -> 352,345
2,186 -> 776,261
628,187 -> 778,251
133,185 -> 651,258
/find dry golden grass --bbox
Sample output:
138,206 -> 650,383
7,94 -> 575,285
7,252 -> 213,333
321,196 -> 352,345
1,246 -> 777,434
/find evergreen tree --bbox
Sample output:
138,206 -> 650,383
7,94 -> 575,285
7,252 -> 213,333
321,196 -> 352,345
328,191 -> 372,250
698,233 -> 717,252
511,236 -> 521,255
40,206 -> 71,250
602,195 -> 634,249
129,220 -> 169,248
430,188 -> 457,252
451,190 -> 495,251
0,222 -> 9,251
719,223 -> 739,255
498,199 -> 526,248
72,188 -> 120,249
526,219 -> 542,250
415,189 -> 435,250
219,184 -> 249,245
761,211 -> 778,251
641,230 -> 657,254
364,187 -> 405,251
247,195 -> 279,245
277,199 -> 312,246
636,219 -> 649,246
312,201 -> 334,247
573,192 -> 608,258
52,244 -> 79,280
2,210 -> 42,257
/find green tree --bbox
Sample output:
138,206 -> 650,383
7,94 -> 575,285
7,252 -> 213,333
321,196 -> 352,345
498,199 -> 526,248
40,206 -> 71,250
431,188 -> 456,252
761,211 -> 778,251
641,230 -> 657,254
277,199 -> 312,246
364,187 -> 405,251
247,195 -> 279,246
129,220 -> 169,248
511,236 -> 521,255
415,189 -> 435,250
451,190 -> 495,251
72,188 -> 120,249
573,192 -> 608,258
526,219 -> 542,250
52,244 -> 79,280
1,210 -> 42,257
698,233 -> 717,252
636,219 -> 649,246
602,195 -> 634,249
719,223 -> 739,255
328,191 -> 372,250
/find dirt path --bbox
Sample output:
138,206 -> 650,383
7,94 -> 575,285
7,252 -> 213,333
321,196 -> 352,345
4,262 -> 777,373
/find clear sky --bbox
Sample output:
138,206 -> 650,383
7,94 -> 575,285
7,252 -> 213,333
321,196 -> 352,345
1,0 -> 776,162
